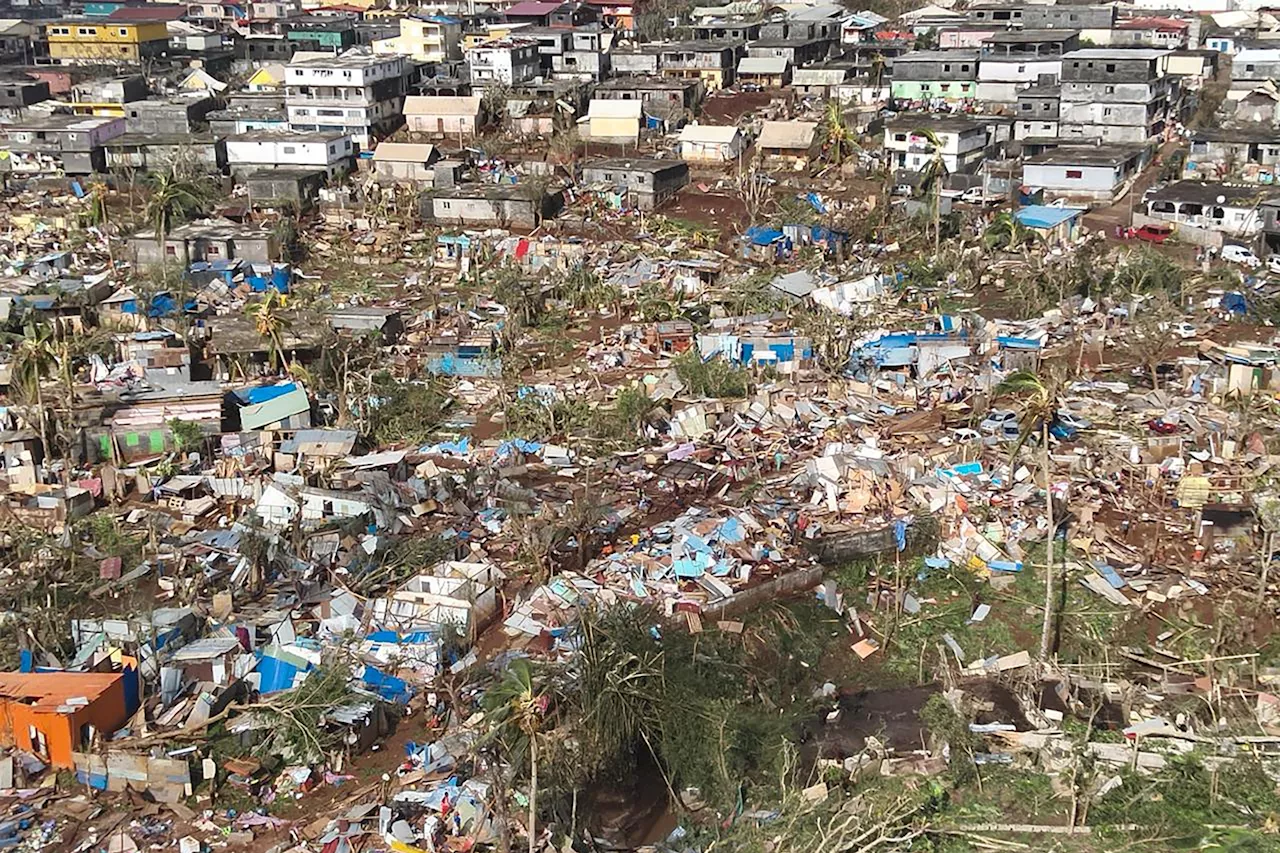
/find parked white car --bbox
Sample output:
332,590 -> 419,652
1222,244 -> 1261,268
1267,254 -> 1280,275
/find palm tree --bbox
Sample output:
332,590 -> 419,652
870,51 -> 886,90
483,659 -> 547,853
913,127 -> 948,256
996,369 -> 1064,661
822,101 -> 851,167
144,169 -> 210,283
249,291 -> 289,373
13,323 -> 56,449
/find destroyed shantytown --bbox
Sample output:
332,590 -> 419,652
5,4 -> 1280,853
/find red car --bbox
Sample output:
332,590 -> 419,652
1134,224 -> 1173,244
1147,418 -> 1179,434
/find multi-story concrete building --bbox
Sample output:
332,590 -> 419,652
1229,48 -> 1280,103
0,75 -> 50,117
890,50 -> 979,103
466,39 -> 539,86
372,14 -> 462,62
285,50 -> 407,148
645,40 -> 743,91
1013,84 -> 1060,139
883,115 -> 992,175
45,20 -> 168,64
1058,48 -> 1174,143
224,130 -> 354,177
0,114 -> 125,174
286,16 -> 357,53
976,30 -> 1076,104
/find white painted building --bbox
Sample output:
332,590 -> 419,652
882,117 -> 990,175
678,124 -> 745,162
225,131 -> 354,177
466,39 -> 539,86
285,49 -> 407,148
976,57 -> 1063,104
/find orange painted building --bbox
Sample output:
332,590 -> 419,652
0,672 -> 129,768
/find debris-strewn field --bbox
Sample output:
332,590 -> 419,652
2,6 -> 1280,853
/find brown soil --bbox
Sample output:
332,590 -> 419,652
664,188 -> 751,240
701,88 -> 779,122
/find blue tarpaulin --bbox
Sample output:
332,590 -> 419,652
362,665 -> 414,704
237,382 -> 299,405
257,652 -> 306,694
1223,292 -> 1247,314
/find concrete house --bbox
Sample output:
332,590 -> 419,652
1014,84 -> 1060,140
1258,197 -> 1280,256
129,218 -> 280,267
1021,3 -> 1114,42
891,50 -> 979,103
425,184 -> 550,229
593,76 -> 703,113
403,95 -> 483,137
693,20 -> 762,42
285,50 -> 408,148
581,158 -> 689,210
737,56 -> 790,88
1145,181 -> 1279,237
745,38 -> 829,67
678,124 -> 745,162
225,131 -> 355,177
1229,48 -> 1280,103
1113,16 -> 1191,49
883,115 -> 991,175
123,95 -> 216,135
208,95 -> 289,136
104,133 -> 225,172
0,75 -> 51,117
975,29 -> 1077,105
1059,48 -> 1174,143
1187,125 -> 1280,182
1022,144 -> 1147,203
371,141 -> 440,182
653,40 -> 743,91
586,97 -> 641,143
757,120 -> 819,170
519,28 -> 610,81
467,39 -> 540,86
372,14 -> 462,62
0,115 -> 125,174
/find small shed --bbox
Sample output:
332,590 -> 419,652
678,124 -> 745,162
1013,205 -> 1084,244
371,142 -> 440,183
757,120 -> 819,170
737,56 -> 790,88
587,98 -> 642,144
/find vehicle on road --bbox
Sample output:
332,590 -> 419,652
1134,224 -> 1173,244
1222,244 -> 1261,268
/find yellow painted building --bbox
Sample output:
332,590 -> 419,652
46,21 -> 169,64
373,15 -> 462,62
